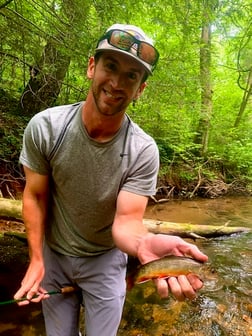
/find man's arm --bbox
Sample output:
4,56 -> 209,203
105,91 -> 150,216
112,190 -> 208,300
14,165 -> 50,304
112,190 -> 149,256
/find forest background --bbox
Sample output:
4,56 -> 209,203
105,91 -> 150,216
0,0 -> 252,200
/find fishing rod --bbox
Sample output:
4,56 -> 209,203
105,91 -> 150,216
0,286 -> 77,306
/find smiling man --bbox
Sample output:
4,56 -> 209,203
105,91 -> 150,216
88,52 -> 146,117
14,23 -> 208,336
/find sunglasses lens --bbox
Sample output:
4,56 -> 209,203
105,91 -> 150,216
100,29 -> 159,69
110,31 -> 134,51
138,43 -> 158,65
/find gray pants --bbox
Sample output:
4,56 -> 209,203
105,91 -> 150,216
42,242 -> 127,336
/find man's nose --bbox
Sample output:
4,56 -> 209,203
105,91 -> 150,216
110,73 -> 125,89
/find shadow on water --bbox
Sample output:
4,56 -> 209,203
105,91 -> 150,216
1,196 -> 252,335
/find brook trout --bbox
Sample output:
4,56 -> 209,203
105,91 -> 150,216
127,256 -> 205,289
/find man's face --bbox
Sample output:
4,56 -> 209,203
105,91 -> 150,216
87,51 -> 146,117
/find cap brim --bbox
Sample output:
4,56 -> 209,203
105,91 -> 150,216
95,45 -> 152,75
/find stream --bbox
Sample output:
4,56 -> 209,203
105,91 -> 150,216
0,196 -> 252,335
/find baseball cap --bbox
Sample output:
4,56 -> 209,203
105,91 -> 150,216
95,23 -> 159,75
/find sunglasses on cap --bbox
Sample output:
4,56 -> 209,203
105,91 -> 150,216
96,29 -> 159,69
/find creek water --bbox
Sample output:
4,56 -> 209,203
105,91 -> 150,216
0,196 -> 252,335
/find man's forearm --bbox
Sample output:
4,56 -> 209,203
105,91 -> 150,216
23,197 -> 46,260
112,219 -> 151,258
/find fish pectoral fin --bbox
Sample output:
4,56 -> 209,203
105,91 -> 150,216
155,275 -> 170,281
137,275 -> 170,285
136,278 -> 152,285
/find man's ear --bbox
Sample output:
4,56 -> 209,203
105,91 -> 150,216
134,81 -> 147,101
87,56 -> 95,79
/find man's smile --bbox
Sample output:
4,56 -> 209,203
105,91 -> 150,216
104,89 -> 123,101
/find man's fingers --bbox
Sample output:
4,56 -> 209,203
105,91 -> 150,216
177,275 -> 197,300
187,273 -> 204,291
180,243 -> 208,263
32,287 -> 50,301
14,285 -> 49,305
167,276 -> 186,301
154,278 -> 169,298
154,275 -> 203,301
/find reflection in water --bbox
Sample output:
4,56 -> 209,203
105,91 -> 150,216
1,196 -> 252,335
145,196 -> 252,228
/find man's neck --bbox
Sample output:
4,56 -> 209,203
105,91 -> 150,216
81,100 -> 125,142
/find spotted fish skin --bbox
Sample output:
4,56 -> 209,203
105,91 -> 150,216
134,256 -> 204,285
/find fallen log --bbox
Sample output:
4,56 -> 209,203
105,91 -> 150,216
0,198 -> 250,238
0,198 -> 23,220
143,219 -> 251,238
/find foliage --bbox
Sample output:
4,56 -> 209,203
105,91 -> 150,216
0,110 -> 26,161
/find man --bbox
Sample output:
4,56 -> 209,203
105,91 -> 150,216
14,23 -> 208,336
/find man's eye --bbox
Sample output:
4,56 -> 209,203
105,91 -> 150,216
128,72 -> 137,80
106,62 -> 116,71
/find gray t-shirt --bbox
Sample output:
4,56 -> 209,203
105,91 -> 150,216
20,102 -> 159,256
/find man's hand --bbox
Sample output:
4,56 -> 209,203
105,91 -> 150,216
154,273 -> 204,300
14,259 -> 48,305
137,233 -> 208,300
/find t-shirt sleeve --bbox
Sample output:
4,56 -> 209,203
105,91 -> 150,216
121,140 -> 159,196
19,112 -> 51,175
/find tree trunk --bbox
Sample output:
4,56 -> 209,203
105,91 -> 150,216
234,67 -> 252,127
194,1 -> 213,155
19,38 -> 70,116
143,219 -> 250,238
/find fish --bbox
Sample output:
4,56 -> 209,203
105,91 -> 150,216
127,256 -> 205,289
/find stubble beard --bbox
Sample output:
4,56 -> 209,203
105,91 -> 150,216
91,83 -> 128,117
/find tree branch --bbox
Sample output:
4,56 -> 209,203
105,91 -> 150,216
0,0 -> 13,10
